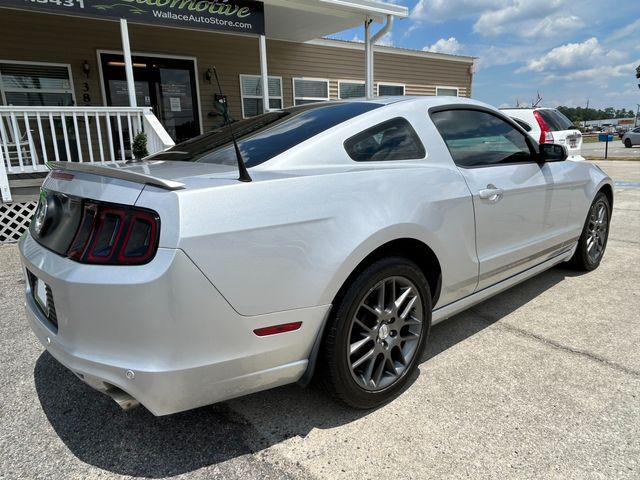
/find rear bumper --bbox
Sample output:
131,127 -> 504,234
19,233 -> 329,415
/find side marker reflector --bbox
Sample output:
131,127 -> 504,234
253,322 -> 302,337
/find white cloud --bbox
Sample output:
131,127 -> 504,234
410,0 -> 505,23
542,60 -> 639,83
606,18 -> 640,43
516,37 -> 639,88
474,0 -> 564,35
474,44 -> 538,69
518,37 -> 602,73
520,15 -> 584,38
411,0 -> 586,40
424,37 -> 461,54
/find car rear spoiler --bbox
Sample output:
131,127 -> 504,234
46,161 -> 185,191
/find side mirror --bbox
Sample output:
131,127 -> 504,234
539,143 -> 567,162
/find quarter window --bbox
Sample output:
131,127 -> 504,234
344,117 -> 425,162
338,80 -> 365,99
240,74 -> 283,118
0,61 -> 74,106
431,109 -> 533,168
293,78 -> 330,105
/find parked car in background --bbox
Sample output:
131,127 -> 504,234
502,107 -> 584,160
616,127 -> 630,139
622,127 -> 640,147
19,97 -> 613,416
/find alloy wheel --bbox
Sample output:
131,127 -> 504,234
586,199 -> 608,263
347,276 -> 424,391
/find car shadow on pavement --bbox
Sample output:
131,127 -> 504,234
33,264 -> 585,478
421,263 -> 586,362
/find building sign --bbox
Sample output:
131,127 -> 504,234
2,0 -> 265,35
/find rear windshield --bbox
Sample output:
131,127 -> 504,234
538,109 -> 574,131
151,102 -> 381,167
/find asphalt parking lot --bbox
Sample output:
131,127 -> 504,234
1,160 -> 639,480
582,139 -> 640,160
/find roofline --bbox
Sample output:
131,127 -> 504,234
306,38 -> 476,64
316,0 -> 408,18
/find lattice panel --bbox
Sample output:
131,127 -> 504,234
0,201 -> 37,243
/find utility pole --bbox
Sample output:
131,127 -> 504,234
636,65 -> 639,126
584,98 -> 589,130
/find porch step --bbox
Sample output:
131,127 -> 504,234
8,177 -> 46,189
7,173 -> 47,203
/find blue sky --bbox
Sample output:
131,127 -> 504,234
329,0 -> 640,111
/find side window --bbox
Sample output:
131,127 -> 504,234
511,117 -> 532,132
431,109 -> 533,168
344,118 -> 426,162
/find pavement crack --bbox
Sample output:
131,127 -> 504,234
470,308 -> 640,379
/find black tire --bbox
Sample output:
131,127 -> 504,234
318,256 -> 432,409
624,138 -> 632,148
568,192 -> 611,271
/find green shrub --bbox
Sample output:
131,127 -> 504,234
132,132 -> 148,159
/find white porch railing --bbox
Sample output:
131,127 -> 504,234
0,106 -> 175,202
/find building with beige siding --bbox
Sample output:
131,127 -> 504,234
0,0 -> 474,241
0,7 -> 474,139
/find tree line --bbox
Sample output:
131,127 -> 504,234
556,106 -> 637,124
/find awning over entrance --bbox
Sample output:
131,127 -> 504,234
0,0 -> 407,40
263,0 -> 408,42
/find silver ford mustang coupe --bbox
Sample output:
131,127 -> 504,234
19,97 -> 612,415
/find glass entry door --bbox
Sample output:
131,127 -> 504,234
100,53 -> 201,142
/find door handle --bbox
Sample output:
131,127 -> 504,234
478,184 -> 504,202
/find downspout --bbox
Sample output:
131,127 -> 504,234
366,14 -> 394,99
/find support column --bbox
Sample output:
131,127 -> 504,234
366,15 -> 394,99
120,19 -> 137,107
0,144 -> 11,203
259,34 -> 270,113
364,18 -> 373,99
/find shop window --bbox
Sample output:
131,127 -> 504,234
338,80 -> 365,99
0,61 -> 75,106
436,86 -> 459,97
239,74 -> 283,118
293,78 -> 330,106
378,83 -> 405,96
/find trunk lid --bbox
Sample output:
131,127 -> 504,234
551,130 -> 583,157
33,160 -> 240,256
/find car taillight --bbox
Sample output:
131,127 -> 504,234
67,201 -> 160,265
533,110 -> 554,144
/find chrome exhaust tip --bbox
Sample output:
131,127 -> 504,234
106,387 -> 140,411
